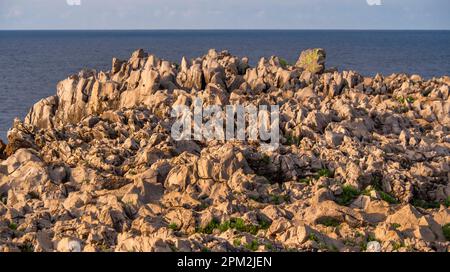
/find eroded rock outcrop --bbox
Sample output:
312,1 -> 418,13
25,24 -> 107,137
0,48 -> 449,252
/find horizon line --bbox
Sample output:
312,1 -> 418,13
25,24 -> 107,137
1,28 -> 450,31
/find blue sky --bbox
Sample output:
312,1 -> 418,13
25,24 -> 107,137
0,0 -> 449,30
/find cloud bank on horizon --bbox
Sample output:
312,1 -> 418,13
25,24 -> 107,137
0,0 -> 449,30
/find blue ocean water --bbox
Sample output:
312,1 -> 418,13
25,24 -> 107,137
0,30 -> 449,141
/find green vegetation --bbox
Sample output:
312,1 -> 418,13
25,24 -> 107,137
19,243 -> 34,253
359,234 -> 380,251
329,245 -> 339,252
308,233 -> 320,243
396,96 -> 405,104
379,191 -> 399,204
364,176 -> 399,204
279,58 -> 289,68
201,247 -> 210,252
197,218 -> 271,235
315,168 -> 333,179
411,198 -> 440,209
264,243 -> 273,251
317,217 -> 341,228
396,95 -> 414,107
406,96 -> 415,103
299,48 -> 323,73
8,222 -> 18,230
443,224 -> 450,241
367,234 -> 378,242
269,194 -> 289,205
244,240 -> 260,251
168,223 -> 180,231
412,196 -> 450,209
336,185 -> 360,206
285,135 -> 300,146
297,168 -> 333,186
392,241 -> 404,251
337,176 -> 398,206
233,238 -> 242,247
298,177 -> 313,185
198,219 -> 220,234
98,244 -> 113,252
169,244 -> 178,252
391,223 -> 401,230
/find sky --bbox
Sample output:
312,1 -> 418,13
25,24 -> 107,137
0,0 -> 449,30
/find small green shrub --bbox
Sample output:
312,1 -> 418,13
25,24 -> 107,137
244,240 -> 259,251
285,135 -> 300,146
233,238 -> 242,247
197,219 -> 220,234
264,243 -> 273,251
298,177 -> 312,185
19,243 -> 34,252
406,96 -> 415,103
197,218 -> 271,235
336,185 -> 360,206
443,224 -> 450,241
391,223 -> 401,230
444,197 -> 450,208
396,96 -> 405,104
269,194 -> 284,205
308,234 -> 319,243
8,222 -> 18,230
168,223 -> 180,231
392,241 -> 404,251
318,217 -> 341,228
379,191 -> 399,204
315,168 -> 333,179
412,198 -> 440,209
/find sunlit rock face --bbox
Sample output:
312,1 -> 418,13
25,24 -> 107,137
0,48 -> 449,252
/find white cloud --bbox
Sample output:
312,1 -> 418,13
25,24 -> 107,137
367,0 -> 382,6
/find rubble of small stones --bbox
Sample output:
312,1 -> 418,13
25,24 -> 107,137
0,48 -> 449,252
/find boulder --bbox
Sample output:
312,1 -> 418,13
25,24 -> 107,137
296,48 -> 326,74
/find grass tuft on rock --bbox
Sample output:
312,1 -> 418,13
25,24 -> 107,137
197,218 -> 271,235
315,168 -> 333,179
8,222 -> 18,230
317,217 -> 341,228
168,223 -> 180,231
379,191 -> 399,204
244,240 -> 259,251
336,185 -> 360,206
411,198 -> 440,209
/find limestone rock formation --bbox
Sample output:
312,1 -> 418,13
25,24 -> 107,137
0,48 -> 449,252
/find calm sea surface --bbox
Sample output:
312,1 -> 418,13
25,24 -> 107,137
0,30 -> 449,140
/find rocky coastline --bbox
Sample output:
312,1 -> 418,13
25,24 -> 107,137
0,48 -> 449,252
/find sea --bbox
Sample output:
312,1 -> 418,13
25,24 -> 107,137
0,30 -> 449,141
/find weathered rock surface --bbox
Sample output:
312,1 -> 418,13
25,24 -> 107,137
0,48 -> 449,252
